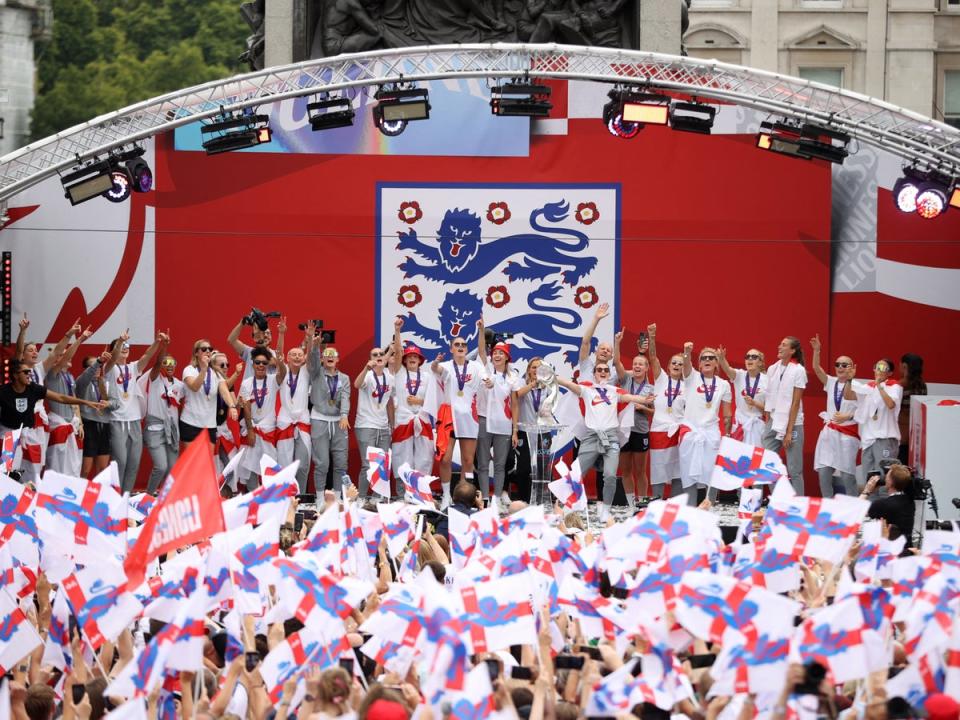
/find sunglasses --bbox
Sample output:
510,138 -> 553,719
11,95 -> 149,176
874,364 -> 890,372
161,361 -> 177,368
253,360 -> 269,367
595,367 -> 610,374
745,354 -> 761,361
835,362 -> 851,369
452,343 -> 467,348
197,346 -> 213,353
216,362 -> 228,369
699,355 -> 717,362
670,361 -> 683,366
371,352 -> 384,358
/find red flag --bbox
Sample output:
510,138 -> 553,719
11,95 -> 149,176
123,435 -> 224,588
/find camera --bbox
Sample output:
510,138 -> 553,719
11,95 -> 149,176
878,458 -> 931,500
241,307 -> 281,332
296,320 -> 336,344
492,331 -> 515,344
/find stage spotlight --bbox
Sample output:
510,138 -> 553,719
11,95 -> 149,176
620,92 -> 670,126
62,163 -> 115,206
125,157 -> 153,192
103,170 -> 132,203
797,122 -> 850,164
373,86 -> 430,137
756,120 -> 807,158
891,166 -> 953,219
669,101 -> 716,134
201,111 -> 271,155
490,81 -> 553,117
601,89 -> 642,139
307,95 -> 355,131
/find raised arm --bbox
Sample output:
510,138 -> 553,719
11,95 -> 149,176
613,326 -> 626,379
647,323 -> 662,380
682,341 -> 694,379
716,345 -> 737,383
102,329 -> 129,376
477,317 -> 488,366
227,319 -> 248,355
389,316 -> 404,374
134,329 -> 167,372
15,313 -> 29,361
354,357 -> 374,389
578,302 -> 608,365
42,318 -> 81,374
148,335 -> 170,381
809,334 -> 829,387
431,352 -> 446,378
555,376 -> 582,397
52,326 -> 92,373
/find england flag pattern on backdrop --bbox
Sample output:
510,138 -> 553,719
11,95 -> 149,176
378,184 -> 619,371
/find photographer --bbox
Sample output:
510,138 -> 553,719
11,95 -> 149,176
228,308 -> 280,382
859,463 -> 915,547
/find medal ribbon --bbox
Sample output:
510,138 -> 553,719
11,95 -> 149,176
532,388 -> 542,412
61,372 -> 74,397
453,361 -> 468,394
326,374 -> 339,401
595,388 -> 612,405
701,373 -> 717,404
834,380 -> 845,412
372,372 -> 386,404
744,373 -> 760,399
252,377 -> 267,409
203,367 -> 212,396
288,369 -> 298,397
631,378 -> 646,395
405,369 -> 421,397
119,364 -> 131,393
666,377 -> 679,408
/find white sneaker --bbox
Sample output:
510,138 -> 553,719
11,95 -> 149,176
500,492 -> 511,506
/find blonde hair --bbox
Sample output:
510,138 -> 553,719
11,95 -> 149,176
190,338 -> 211,368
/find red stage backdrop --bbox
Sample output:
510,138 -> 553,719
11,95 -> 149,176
4,86 -> 960,494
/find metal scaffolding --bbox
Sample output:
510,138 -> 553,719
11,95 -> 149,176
1,43 -> 958,202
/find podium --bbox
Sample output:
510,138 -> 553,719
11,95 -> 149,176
909,396 -> 960,521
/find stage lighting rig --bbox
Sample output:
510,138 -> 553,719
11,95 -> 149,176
601,88 -> 670,138
373,85 -> 430,137
757,118 -> 850,164
201,110 -> 272,155
892,165 -> 954,220
60,145 -> 152,206
490,80 -> 553,117
669,101 -> 717,134
307,94 -> 355,131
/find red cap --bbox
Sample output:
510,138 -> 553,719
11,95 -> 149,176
365,699 -> 410,720
492,342 -> 511,361
926,694 -> 960,720
402,344 -> 426,364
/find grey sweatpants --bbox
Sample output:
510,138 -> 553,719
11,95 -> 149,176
311,419 -> 348,492
578,429 -> 621,506
355,426 -> 391,496
111,420 -> 143,493
762,420 -> 804,495
476,416 -> 512,498
817,467 -> 857,498
861,438 -> 899,478
144,427 -> 179,494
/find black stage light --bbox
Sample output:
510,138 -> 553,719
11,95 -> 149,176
490,81 -> 553,117
373,87 -> 430,137
307,96 -> 355,131
669,101 -> 717,134
201,112 -> 271,155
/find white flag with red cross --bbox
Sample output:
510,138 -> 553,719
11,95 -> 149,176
711,437 -> 787,491
765,495 -> 868,563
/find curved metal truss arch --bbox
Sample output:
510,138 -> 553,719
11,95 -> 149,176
2,42 -> 958,202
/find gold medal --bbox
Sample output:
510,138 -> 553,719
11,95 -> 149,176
667,407 -> 673,414
457,391 -> 464,397
329,399 -> 336,406
705,401 -> 712,409
122,391 -> 129,400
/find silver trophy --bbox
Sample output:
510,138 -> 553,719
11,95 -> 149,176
527,362 -> 561,508
534,362 -> 560,427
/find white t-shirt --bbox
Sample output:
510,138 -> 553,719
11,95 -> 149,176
733,369 -> 767,422
143,375 -> 183,426
181,365 -> 219,429
437,359 -> 485,405
394,367 -> 433,425
682,372 -> 731,429
483,362 -> 521,436
355,369 -> 394,430
578,355 -> 620,386
277,365 -> 310,425
240,374 -> 279,430
764,360 -> 807,434
823,376 -> 858,422
651,371 -> 686,432
853,380 -> 903,445
580,383 -> 625,433
110,360 -> 144,422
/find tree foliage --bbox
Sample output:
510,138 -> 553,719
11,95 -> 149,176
32,0 -> 248,140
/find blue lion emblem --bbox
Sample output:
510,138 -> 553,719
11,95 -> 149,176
397,201 -> 597,286
402,282 -> 592,366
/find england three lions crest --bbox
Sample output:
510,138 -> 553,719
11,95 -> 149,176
377,184 -> 620,370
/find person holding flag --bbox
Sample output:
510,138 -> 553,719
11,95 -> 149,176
276,323 -> 313,493
678,343 -> 733,504
43,323 -> 92,476
810,334 -> 859,497
555,361 -> 651,521
354,342 -> 395,497
239,334 -> 287,490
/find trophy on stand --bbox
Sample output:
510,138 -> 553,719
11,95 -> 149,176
523,362 -> 561,509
